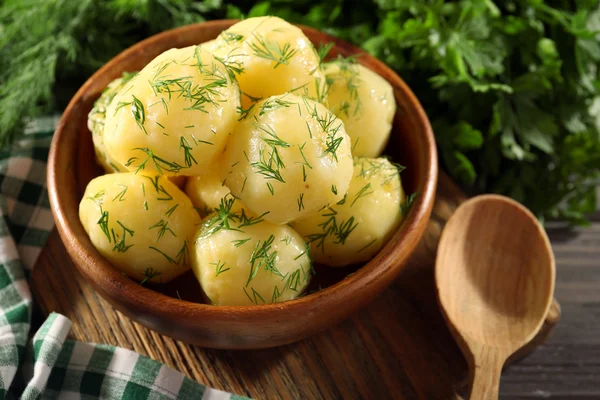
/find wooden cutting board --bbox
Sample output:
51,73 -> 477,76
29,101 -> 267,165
31,174 -> 560,399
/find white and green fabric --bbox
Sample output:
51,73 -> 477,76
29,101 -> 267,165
0,117 -> 249,399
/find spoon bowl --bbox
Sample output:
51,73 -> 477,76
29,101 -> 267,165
436,194 -> 555,398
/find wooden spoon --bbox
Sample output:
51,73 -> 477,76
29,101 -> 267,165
435,194 -> 555,399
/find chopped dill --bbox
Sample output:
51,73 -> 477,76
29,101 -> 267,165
140,268 -> 161,285
112,220 -> 134,253
143,175 -> 173,201
164,204 -> 179,217
259,95 -> 294,115
232,238 -> 251,247
112,185 -> 128,202
128,148 -> 183,175
211,260 -> 230,276
297,193 -> 305,211
87,190 -> 106,206
149,219 -> 177,242
352,183 -> 374,206
179,137 -> 198,168
248,34 -> 299,68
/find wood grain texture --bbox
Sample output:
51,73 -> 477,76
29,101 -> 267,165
46,20 -> 438,348
31,174 -> 562,399
436,195 -> 556,399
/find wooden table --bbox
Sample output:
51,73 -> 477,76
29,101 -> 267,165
31,177 -> 597,399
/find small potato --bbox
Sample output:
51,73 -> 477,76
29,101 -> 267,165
324,60 -> 396,157
191,202 -> 312,306
212,16 -> 326,108
104,46 -> 241,176
79,173 -> 201,283
222,94 -> 353,224
88,72 -> 137,173
185,161 -> 243,216
199,39 -> 216,52
293,157 -> 406,267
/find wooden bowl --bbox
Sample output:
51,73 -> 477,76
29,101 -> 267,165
47,20 -> 438,349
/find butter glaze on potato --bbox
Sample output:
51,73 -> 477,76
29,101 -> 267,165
212,16 -> 326,108
221,93 -> 353,224
104,46 -> 240,176
191,199 -> 311,306
79,173 -> 201,283
324,61 -> 396,157
88,72 -> 137,173
185,160 -> 244,217
293,157 -> 405,267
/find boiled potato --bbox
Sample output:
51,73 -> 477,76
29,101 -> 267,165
79,173 -> 201,283
199,39 -> 216,51
293,157 -> 406,267
104,46 -> 241,176
221,93 -> 353,224
191,203 -> 312,305
324,60 -> 396,157
88,72 -> 137,173
185,160 -> 243,216
212,16 -> 326,108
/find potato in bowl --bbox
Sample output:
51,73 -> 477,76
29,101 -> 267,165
48,18 -> 437,348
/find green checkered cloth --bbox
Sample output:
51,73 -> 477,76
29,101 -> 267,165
0,117 -> 249,399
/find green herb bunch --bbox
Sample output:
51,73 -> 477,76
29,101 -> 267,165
1,0 -> 599,224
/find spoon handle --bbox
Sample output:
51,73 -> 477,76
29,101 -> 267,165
468,347 -> 505,400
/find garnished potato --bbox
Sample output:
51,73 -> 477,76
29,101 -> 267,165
185,160 -> 243,216
104,46 -> 241,176
222,93 -> 353,224
212,16 -> 326,107
191,198 -> 312,306
88,72 -> 137,173
293,157 -> 406,267
199,39 -> 216,51
324,60 -> 396,157
79,173 -> 201,283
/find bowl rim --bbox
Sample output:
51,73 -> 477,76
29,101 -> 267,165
48,20 -> 438,320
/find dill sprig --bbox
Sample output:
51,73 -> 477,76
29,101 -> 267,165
111,220 -> 134,253
401,192 -> 417,218
352,183 -> 374,206
179,137 -> 198,168
140,268 -> 161,285
112,185 -> 128,202
127,148 -> 184,175
207,196 -> 238,233
232,238 -> 251,247
250,122 -> 291,186
220,32 -> 244,44
305,207 -> 359,252
211,260 -> 230,277
164,204 -> 178,217
143,175 -> 173,201
243,287 -> 266,305
247,234 -> 285,286
259,96 -> 294,115
97,207 -> 110,242
149,60 -> 228,114
149,219 -> 176,242
248,33 -> 299,68
149,240 -> 188,265
87,190 -> 106,206
317,42 -> 335,64
297,193 -> 305,211
355,157 -> 405,187
237,209 -> 269,228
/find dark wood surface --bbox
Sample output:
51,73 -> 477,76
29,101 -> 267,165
31,174 -> 573,400
499,206 -> 600,399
